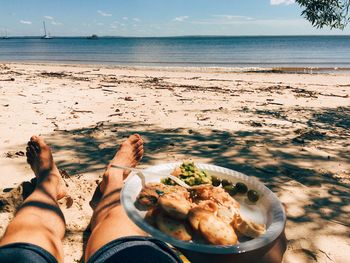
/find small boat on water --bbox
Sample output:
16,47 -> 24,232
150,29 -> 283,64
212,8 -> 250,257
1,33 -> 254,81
87,34 -> 98,40
41,21 -> 53,39
1,30 -> 9,39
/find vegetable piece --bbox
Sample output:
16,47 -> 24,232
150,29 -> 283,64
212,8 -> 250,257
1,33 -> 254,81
247,190 -> 260,202
223,185 -> 238,196
172,161 -> 212,186
156,189 -> 165,196
221,179 -> 231,187
235,182 -> 248,194
211,176 -> 221,187
161,178 -> 176,185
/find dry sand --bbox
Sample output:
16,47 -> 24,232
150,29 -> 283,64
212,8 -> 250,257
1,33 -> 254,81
0,62 -> 349,263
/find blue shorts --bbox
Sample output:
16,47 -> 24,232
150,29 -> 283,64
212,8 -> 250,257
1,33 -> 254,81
0,236 -> 182,263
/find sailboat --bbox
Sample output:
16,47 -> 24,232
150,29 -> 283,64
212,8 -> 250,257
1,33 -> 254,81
1,30 -> 9,39
41,21 -> 52,39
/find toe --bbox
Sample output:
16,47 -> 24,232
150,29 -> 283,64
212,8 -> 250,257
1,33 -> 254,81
26,147 -> 33,163
26,146 -> 32,157
135,140 -> 144,149
32,135 -> 47,149
35,136 -> 47,148
30,141 -> 41,154
136,148 -> 144,159
128,134 -> 141,144
29,145 -> 37,158
30,135 -> 38,142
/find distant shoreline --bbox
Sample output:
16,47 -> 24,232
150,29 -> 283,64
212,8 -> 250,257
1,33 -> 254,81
2,61 -> 350,74
2,35 -> 350,39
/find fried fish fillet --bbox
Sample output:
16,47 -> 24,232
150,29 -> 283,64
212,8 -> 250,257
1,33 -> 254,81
199,214 -> 238,245
145,207 -> 160,226
188,207 -> 213,231
156,212 -> 192,241
158,193 -> 192,220
188,200 -> 218,230
232,214 -> 266,238
137,183 -> 189,208
191,185 -> 240,224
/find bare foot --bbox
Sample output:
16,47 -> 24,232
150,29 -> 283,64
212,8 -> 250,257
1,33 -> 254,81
89,134 -> 143,209
26,135 -> 66,200
100,134 -> 144,193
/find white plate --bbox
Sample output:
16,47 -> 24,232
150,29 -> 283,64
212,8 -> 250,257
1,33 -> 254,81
121,163 -> 286,254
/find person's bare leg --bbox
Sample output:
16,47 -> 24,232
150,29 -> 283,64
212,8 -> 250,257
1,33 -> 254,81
0,136 -> 66,263
85,134 -> 145,261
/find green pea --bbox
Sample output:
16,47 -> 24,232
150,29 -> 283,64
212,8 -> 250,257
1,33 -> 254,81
236,182 -> 248,194
247,190 -> 260,202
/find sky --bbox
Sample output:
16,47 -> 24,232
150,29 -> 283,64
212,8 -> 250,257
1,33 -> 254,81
0,0 -> 349,37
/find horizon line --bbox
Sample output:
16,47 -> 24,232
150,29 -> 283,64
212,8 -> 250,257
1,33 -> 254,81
2,34 -> 350,38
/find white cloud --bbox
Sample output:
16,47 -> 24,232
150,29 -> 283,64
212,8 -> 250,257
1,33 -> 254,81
44,16 -> 53,20
213,15 -> 253,21
97,10 -> 112,17
122,17 -> 128,20
173,16 -> 189,22
192,15 -> 254,25
51,21 -> 63,26
270,0 -> 295,5
133,18 -> 141,22
20,20 -> 32,25
96,22 -> 104,26
192,15 -> 305,27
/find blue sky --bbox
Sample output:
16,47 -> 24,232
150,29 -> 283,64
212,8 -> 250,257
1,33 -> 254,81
0,0 -> 349,36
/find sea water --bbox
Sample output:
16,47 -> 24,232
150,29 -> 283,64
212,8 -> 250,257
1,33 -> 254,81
1,36 -> 350,70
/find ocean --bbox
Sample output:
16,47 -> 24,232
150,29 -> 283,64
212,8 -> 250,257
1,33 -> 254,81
1,36 -> 350,71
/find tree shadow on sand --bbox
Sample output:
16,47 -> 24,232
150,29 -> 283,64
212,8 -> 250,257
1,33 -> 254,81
44,115 -> 349,226
1,106 -> 349,262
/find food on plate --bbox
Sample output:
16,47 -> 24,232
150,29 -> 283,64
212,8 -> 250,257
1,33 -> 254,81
221,179 -> 231,187
223,184 -> 238,196
233,214 -> 266,238
247,189 -> 260,202
137,183 -> 168,207
164,161 -> 212,186
195,200 -> 218,213
211,176 -> 221,187
199,214 -> 238,245
145,207 -> 159,226
235,182 -> 248,194
188,207 -> 214,231
158,192 -> 192,220
137,183 -> 188,208
135,162 -> 266,246
191,185 -> 240,224
156,212 -> 192,241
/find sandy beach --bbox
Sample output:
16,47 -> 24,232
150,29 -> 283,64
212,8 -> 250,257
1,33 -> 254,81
0,62 -> 349,262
